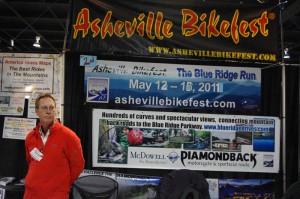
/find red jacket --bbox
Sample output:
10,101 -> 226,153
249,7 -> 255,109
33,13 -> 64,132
24,120 -> 85,199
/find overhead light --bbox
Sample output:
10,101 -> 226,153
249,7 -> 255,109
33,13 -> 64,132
257,0 -> 268,3
33,36 -> 41,48
11,39 -> 14,47
284,48 -> 290,59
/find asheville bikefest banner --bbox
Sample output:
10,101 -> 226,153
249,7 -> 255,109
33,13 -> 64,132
71,0 -> 278,62
92,109 -> 280,173
84,59 -> 261,112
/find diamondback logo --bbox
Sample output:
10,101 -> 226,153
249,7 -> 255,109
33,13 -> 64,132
181,151 -> 257,168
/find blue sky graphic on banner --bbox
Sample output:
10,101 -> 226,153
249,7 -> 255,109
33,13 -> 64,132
84,59 -> 261,111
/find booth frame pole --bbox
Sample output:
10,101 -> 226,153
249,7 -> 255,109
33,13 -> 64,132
278,0 -> 287,193
281,63 -> 286,192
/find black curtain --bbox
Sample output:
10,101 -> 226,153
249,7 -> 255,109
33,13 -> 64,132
0,53 -> 297,198
284,66 -> 299,187
0,101 -> 28,180
0,57 -> 297,198
63,52 -> 298,199
0,56 -> 299,198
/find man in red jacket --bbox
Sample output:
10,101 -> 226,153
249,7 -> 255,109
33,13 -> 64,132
24,93 -> 85,199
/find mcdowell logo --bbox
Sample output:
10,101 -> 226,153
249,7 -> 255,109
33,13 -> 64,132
130,151 -> 166,159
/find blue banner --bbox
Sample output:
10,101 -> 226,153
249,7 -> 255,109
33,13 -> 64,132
84,60 -> 261,111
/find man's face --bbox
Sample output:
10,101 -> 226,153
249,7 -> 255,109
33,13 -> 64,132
35,97 -> 56,125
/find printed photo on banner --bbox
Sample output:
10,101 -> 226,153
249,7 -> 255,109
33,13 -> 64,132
183,130 -> 211,150
0,96 -> 9,107
211,131 -> 241,152
0,93 -> 25,116
219,179 -> 275,198
252,118 -> 275,152
87,77 -> 109,103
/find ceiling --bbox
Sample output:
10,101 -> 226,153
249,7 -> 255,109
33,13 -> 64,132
0,0 -> 70,54
0,0 -> 299,65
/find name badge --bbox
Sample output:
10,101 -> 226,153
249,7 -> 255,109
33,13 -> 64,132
30,147 -> 44,161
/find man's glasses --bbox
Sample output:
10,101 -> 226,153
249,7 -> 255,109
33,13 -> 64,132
39,106 -> 55,111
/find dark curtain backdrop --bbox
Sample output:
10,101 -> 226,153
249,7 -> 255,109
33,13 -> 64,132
63,52 -> 299,198
0,52 -> 297,199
